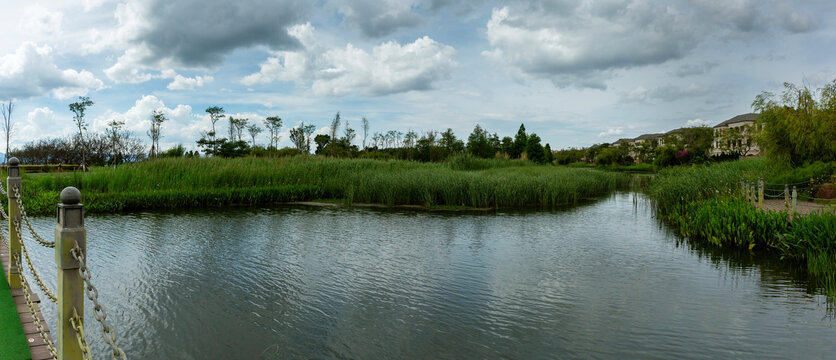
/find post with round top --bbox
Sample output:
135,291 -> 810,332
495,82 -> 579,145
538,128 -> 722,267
6,157 -> 21,289
55,186 -> 85,360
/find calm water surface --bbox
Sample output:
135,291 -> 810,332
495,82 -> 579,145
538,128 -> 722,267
24,193 -> 835,359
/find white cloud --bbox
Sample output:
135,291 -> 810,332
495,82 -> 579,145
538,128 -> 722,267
598,127 -> 623,137
0,42 -> 104,100
686,118 -> 713,127
483,5 -> 692,89
93,95 -> 203,150
244,27 -> 457,96
167,74 -> 214,90
17,6 -> 63,40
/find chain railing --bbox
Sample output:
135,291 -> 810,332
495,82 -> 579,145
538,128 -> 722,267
1,157 -> 128,360
72,242 -> 127,360
14,217 -> 58,303
13,185 -> 56,248
14,252 -> 59,359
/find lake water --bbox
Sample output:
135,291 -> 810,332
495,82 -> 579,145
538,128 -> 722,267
23,193 -> 835,359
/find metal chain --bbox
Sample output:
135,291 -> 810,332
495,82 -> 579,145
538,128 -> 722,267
14,218 -> 58,303
0,203 -> 7,220
0,179 -> 7,197
12,185 -> 55,248
13,253 -> 59,360
70,308 -> 93,360
71,241 -> 128,360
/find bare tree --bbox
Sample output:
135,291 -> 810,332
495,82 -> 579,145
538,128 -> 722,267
361,116 -> 369,151
343,120 -> 355,147
69,96 -> 94,170
1,100 -> 14,164
329,112 -> 340,156
147,110 -> 167,158
106,119 -> 125,166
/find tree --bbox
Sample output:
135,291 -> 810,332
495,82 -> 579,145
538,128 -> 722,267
314,134 -> 330,154
526,133 -> 545,163
752,80 -> 836,165
466,125 -> 493,158
290,122 -> 316,154
361,116 -> 369,151
343,120 -> 356,148
205,106 -> 225,154
69,96 -> 94,169
544,143 -> 553,164
439,128 -> 464,156
1,100 -> 14,164
511,124 -> 527,158
106,119 -> 125,166
247,123 -> 262,148
263,116 -> 283,150
330,112 -> 341,156
234,118 -> 248,142
147,109 -> 167,158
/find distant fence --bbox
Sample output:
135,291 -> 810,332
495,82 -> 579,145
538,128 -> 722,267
1,157 -> 125,359
0,164 -> 82,173
741,177 -> 834,220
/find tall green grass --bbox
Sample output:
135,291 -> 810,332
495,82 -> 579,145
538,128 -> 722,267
18,156 -> 630,214
647,158 -> 836,296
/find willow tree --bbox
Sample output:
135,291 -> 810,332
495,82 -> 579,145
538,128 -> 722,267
753,80 -> 836,165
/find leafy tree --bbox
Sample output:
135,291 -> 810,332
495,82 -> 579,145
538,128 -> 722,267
147,109 -> 167,158
106,119 -> 125,166
526,133 -> 545,163
343,120 -> 356,147
466,125 -> 493,158
263,116 -> 283,150
753,80 -> 836,165
544,143 -> 553,164
247,123 -> 262,148
204,106 -> 225,154
439,128 -> 464,156
511,124 -> 527,158
69,96 -> 94,169
314,134 -> 330,154
500,136 -> 513,157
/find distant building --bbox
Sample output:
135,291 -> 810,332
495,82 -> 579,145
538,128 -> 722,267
711,113 -> 762,157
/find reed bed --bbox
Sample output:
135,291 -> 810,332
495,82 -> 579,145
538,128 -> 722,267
19,156 -> 629,215
646,158 -> 836,296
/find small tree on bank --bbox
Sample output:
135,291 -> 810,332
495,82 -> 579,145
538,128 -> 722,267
148,110 -> 167,158
69,96 -> 94,170
2,100 -> 14,164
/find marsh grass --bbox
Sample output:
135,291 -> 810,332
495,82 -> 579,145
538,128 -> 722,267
647,158 -> 836,296
17,156 -> 629,214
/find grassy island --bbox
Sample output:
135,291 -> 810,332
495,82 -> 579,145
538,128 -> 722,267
16,156 -> 630,215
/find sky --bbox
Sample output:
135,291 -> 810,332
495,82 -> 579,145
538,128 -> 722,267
1,0 -> 835,152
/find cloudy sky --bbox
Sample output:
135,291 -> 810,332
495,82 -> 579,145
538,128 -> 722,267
1,0 -> 834,151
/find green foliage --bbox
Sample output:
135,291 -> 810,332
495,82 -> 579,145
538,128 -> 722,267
653,145 -> 678,169
595,147 -> 620,166
511,124 -> 527,158
466,125 -> 494,158
526,134 -> 545,164
161,144 -> 187,158
753,80 -> 836,165
20,156 -> 629,215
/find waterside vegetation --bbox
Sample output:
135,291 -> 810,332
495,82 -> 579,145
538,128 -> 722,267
15,156 -> 630,215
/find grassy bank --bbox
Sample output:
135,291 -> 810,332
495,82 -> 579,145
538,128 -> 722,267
646,158 -> 836,294
0,266 -> 30,360
16,156 -> 630,215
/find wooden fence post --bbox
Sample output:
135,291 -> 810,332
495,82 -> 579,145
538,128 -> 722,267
758,178 -> 764,210
790,186 -> 797,222
55,187 -> 85,360
6,157 -> 21,289
784,184 -> 789,210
